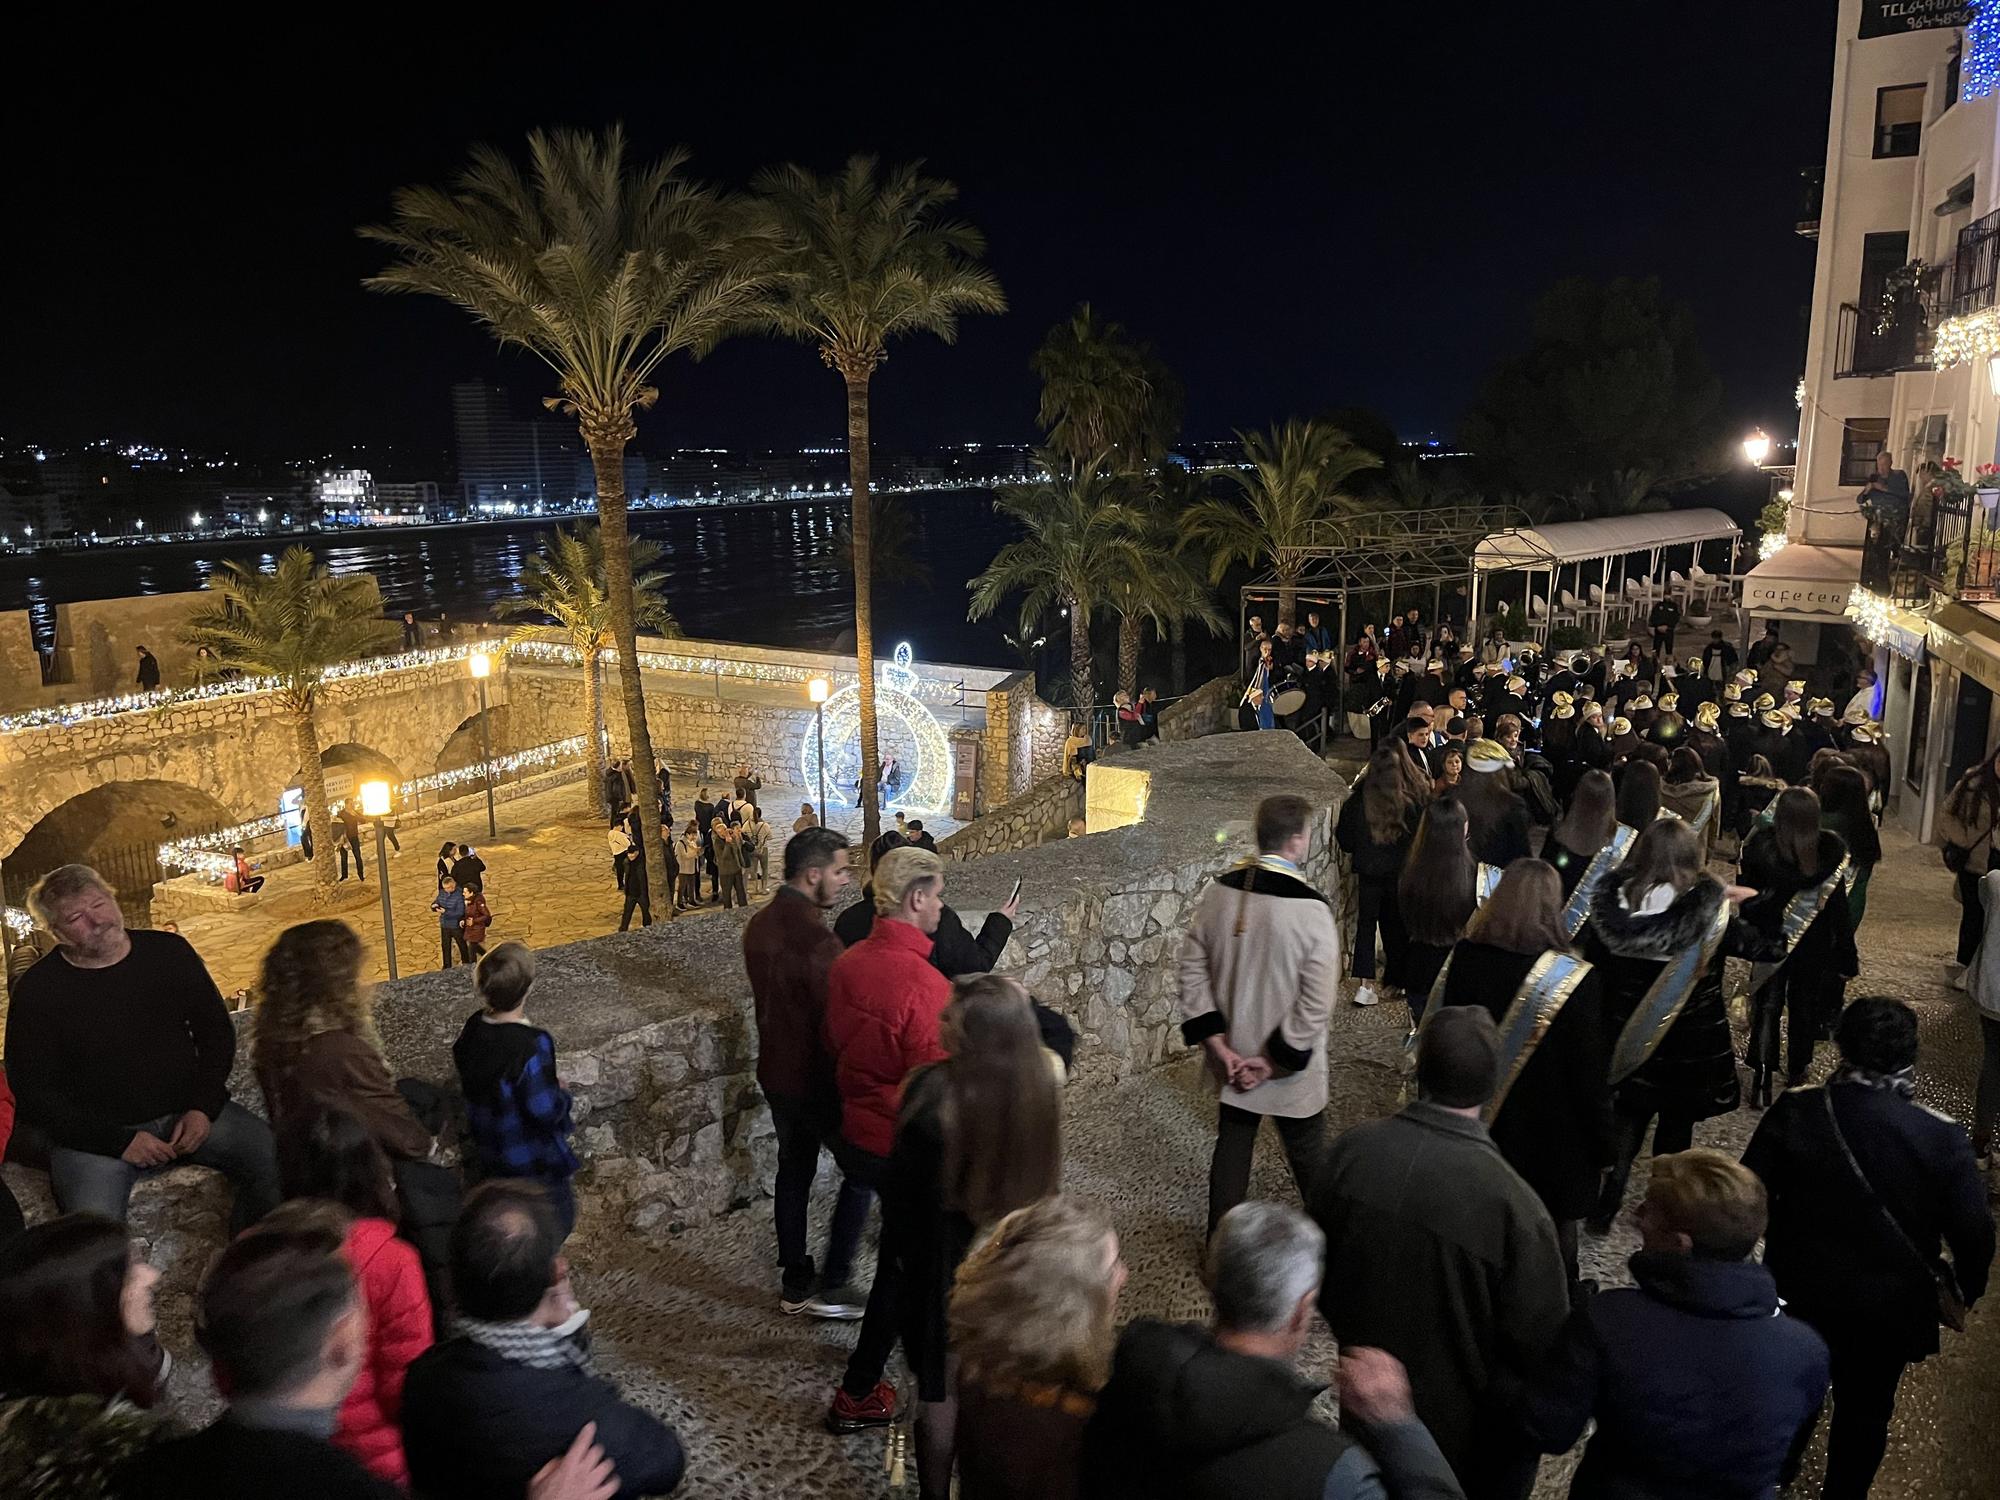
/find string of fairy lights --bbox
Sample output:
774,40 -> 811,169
156,735 -> 589,880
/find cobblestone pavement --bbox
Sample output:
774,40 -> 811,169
545,824 -> 1999,1499
166,779 -> 958,998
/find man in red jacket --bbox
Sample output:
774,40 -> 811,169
741,826 -> 872,1320
821,845 -> 950,1431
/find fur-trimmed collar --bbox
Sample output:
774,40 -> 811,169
1587,874 -> 1725,958
1215,865 -> 1328,902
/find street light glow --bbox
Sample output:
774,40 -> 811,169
469,649 -> 492,679
1741,430 -> 1771,467
358,779 -> 392,817
808,675 -> 831,704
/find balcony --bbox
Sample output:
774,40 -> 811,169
1834,289 -> 1936,377
1796,167 -> 1823,239
1860,480 -> 2000,607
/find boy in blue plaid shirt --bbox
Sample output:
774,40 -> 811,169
452,942 -> 581,1236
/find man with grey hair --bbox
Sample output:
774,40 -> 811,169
1082,1200 -> 1462,1498
1311,1006 -> 1567,1500
2,864 -> 279,1227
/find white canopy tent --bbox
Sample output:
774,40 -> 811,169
1470,508 -> 1742,640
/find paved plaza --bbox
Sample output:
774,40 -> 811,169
166,777 -> 959,999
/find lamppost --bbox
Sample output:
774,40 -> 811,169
470,649 -> 497,840
360,779 -> 398,981
808,676 -> 831,827
1741,430 -> 1772,467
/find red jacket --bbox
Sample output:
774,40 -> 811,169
0,1069 -> 14,1160
823,917 -> 950,1157
742,885 -> 843,1104
336,1216 -> 434,1487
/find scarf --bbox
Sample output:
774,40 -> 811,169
455,1316 -> 592,1373
1832,1064 -> 1918,1100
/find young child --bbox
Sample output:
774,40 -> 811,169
451,942 -> 581,1237
432,875 -> 469,969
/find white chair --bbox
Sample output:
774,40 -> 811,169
1668,569 -> 1696,611
1527,594 -> 1550,641
1555,588 -> 1583,628
1592,582 -> 1627,633
1688,564 -> 1718,612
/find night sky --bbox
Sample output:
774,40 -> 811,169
7,11 -> 1835,461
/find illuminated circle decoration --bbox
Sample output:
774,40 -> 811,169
801,642 -> 952,814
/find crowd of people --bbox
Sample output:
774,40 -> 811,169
2,602 -> 1998,1498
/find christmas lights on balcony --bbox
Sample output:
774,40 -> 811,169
1968,0 -> 2000,101
1845,586 -> 1895,643
1759,532 -> 1789,562
1931,306 -> 2000,369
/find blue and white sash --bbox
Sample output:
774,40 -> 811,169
1607,898 -> 1733,1085
1407,950 -> 1592,1121
1559,823 -> 1637,942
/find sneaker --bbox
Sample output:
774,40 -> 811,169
806,1283 -> 866,1320
826,1380 -> 897,1432
780,1287 -> 815,1316
1353,985 -> 1379,1007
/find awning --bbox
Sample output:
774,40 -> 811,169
1740,544 -> 1861,622
1927,601 -> 2000,695
1473,508 -> 1741,571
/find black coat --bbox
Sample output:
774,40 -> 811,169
1736,827 -> 1858,1016
1334,773 -> 1419,881
1582,877 -> 1777,1123
1538,826 -> 1606,901
124,1418 -> 398,1499
1438,942 -> 1616,1221
1080,1320 -> 1460,1500
1522,1251 -> 1829,1499
834,896 -> 1012,978
403,1335 -> 686,1499
1745,1081 -> 1995,1360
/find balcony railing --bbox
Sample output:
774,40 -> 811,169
1835,294 -> 1934,377
1944,206 -> 2000,320
1860,482 -> 2000,606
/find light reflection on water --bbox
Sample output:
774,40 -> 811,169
0,493 -> 1019,665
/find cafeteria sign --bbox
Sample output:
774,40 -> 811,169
1860,0 -> 1972,37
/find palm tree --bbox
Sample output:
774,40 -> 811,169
752,156 -> 1005,849
362,125 -> 767,903
495,525 -> 678,818
969,456 -> 1143,713
183,548 -> 398,899
1108,473 -> 1224,699
1032,304 -> 1181,473
1189,420 -> 1380,628
1150,462 -> 1216,692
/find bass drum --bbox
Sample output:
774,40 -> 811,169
1271,684 -> 1309,716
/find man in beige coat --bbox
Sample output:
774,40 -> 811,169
1178,793 -> 1341,1232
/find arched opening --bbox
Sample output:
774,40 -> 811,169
309,744 -> 405,809
435,706 -> 516,776
2,779 -> 240,916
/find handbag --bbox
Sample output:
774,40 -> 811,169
1821,1090 -> 1968,1332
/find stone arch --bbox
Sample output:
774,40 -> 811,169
309,743 -> 405,810
2,778 -> 238,911
433,705 -> 516,775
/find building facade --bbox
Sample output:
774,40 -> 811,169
1786,0 -> 2000,838
452,382 -> 578,512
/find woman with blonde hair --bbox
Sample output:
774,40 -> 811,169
950,1196 -> 1124,1500
251,919 -> 432,1164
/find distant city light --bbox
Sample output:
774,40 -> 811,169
191,512 -> 204,527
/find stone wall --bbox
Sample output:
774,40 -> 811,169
935,771 -> 1084,861
1158,672 -> 1239,742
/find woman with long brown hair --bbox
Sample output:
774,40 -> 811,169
1334,741 -> 1426,1008
251,920 -> 433,1164
1737,787 -> 1857,1104
832,974 -> 1063,1500
1397,797 -> 1478,1022
1582,818 -> 1777,1231
949,1196 -> 1124,1500
1434,859 -> 1613,1281
1939,745 -> 2000,969
1660,746 -> 1721,863
1540,768 -> 1618,901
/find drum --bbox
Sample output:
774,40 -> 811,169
1271,685 -> 1309,716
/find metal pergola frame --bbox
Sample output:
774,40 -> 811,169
1237,505 -> 1532,661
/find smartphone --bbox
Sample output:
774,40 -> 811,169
1008,876 -> 1024,905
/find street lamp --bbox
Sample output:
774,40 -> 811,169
808,676 -> 831,826
1741,430 -> 1772,467
360,779 -> 398,981
469,650 -> 497,839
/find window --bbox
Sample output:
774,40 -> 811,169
1875,84 -> 1926,158
1840,417 -> 1891,486
1946,47 -> 1962,113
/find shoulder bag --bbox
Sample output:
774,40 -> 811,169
1821,1089 -> 1967,1332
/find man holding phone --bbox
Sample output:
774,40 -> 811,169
1178,795 -> 1340,1234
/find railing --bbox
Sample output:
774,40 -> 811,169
1860,484 -> 2000,605
1946,208 -> 2000,320
1835,281 -> 1938,378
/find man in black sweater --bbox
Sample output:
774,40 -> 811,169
3,864 -> 278,1227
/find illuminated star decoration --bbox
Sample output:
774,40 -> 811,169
802,642 -> 952,815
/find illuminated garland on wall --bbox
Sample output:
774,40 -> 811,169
1759,533 -> 1789,562
508,638 -> 975,706
158,735 -> 589,880
1932,306 -> 2000,369
1845,586 -> 1896,643
0,643 -> 492,735
1968,0 -> 2000,100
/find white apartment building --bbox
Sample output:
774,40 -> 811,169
1781,0 -> 2000,837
